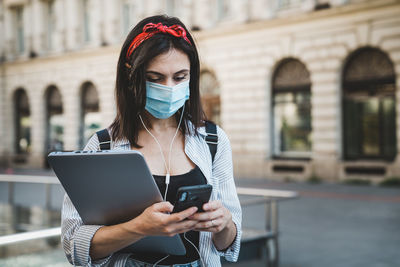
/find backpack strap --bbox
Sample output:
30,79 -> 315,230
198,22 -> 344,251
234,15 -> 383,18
95,123 -> 219,161
205,121 -> 218,162
96,128 -> 111,150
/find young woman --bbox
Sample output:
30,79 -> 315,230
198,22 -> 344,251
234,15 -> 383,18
61,15 -> 242,267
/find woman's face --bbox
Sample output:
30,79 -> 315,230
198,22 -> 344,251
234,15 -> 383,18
145,48 -> 190,86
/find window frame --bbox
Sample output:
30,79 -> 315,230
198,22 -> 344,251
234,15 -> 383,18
271,58 -> 312,159
341,47 -> 397,161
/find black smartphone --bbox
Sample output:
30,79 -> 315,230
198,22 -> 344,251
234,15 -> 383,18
172,184 -> 212,213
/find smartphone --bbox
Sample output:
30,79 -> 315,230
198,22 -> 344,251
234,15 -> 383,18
172,184 -> 212,213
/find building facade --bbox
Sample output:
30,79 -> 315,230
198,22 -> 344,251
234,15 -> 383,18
0,0 -> 399,182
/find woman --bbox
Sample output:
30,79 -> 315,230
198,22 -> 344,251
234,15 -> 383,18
61,15 -> 242,267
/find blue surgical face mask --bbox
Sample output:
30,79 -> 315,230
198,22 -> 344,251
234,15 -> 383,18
145,80 -> 190,119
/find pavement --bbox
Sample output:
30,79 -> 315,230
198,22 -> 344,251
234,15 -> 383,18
1,168 -> 400,267
234,178 -> 400,267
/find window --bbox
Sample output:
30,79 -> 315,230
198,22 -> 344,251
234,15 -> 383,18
45,86 -> 64,155
46,0 -> 56,50
342,47 -> 397,160
277,0 -> 302,10
12,6 -> 24,53
14,89 -> 31,154
121,0 -> 134,36
82,0 -> 90,42
79,82 -> 100,148
200,71 -> 221,125
272,58 -> 312,158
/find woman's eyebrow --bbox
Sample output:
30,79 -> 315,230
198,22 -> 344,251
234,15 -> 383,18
146,69 -> 189,76
174,69 -> 189,74
146,71 -> 164,76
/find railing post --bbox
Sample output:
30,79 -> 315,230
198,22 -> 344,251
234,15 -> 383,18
270,200 -> 279,267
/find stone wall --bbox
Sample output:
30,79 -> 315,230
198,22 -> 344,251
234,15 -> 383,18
1,0 -> 399,181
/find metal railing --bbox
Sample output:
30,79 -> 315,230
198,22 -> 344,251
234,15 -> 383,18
237,187 -> 298,267
0,174 -> 298,267
0,173 -> 62,249
0,227 -> 61,246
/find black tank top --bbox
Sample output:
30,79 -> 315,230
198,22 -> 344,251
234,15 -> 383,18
130,165 -> 207,264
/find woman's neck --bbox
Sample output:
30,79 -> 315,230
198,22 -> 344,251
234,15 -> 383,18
147,116 -> 178,134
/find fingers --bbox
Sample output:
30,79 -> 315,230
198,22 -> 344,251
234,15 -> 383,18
202,200 -> 222,212
152,201 -> 174,213
189,208 -> 223,221
172,219 -> 199,235
193,218 -> 224,233
189,201 -> 224,221
168,207 -> 198,223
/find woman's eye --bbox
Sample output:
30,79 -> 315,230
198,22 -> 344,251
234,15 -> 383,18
147,77 -> 160,82
174,76 -> 186,81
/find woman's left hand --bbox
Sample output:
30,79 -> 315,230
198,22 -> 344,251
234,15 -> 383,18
188,200 -> 232,233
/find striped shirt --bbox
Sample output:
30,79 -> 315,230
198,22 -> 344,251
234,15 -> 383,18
61,124 -> 242,267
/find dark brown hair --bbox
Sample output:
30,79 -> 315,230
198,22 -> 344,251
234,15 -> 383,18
109,15 -> 205,148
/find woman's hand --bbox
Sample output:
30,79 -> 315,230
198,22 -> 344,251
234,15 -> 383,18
189,200 -> 232,233
123,201 -> 199,237
189,200 -> 237,251
90,202 -> 198,261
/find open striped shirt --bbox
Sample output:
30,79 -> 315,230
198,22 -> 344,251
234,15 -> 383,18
61,124 -> 242,266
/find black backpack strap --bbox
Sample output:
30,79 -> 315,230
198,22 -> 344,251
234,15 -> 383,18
96,128 -> 111,150
205,121 -> 218,162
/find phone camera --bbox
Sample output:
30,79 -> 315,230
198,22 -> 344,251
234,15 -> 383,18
179,192 -> 187,202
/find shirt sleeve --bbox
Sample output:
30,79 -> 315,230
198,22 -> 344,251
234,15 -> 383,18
211,126 -> 242,262
60,134 -> 113,266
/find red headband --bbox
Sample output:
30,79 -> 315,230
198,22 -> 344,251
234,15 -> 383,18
126,22 -> 192,60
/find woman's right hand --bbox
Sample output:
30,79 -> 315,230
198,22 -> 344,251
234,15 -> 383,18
123,202 -> 199,237
90,202 -> 198,261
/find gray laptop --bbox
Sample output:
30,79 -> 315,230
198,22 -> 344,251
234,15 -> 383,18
47,150 -> 186,255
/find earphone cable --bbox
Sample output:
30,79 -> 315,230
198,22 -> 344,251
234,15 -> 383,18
183,232 -> 205,267
139,104 -> 185,201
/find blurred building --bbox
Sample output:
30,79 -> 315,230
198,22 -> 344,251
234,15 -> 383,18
0,0 -> 399,182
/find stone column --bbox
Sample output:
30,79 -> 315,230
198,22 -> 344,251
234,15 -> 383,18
307,49 -> 343,181
53,0 -> 65,52
30,0 -> 44,55
177,0 -> 193,29
29,85 -> 46,167
62,82 -> 80,151
65,0 -> 79,50
0,72 -> 13,167
88,0 -> 101,47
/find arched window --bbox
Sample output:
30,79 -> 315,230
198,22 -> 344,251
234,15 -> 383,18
200,70 -> 221,125
272,58 -> 312,157
45,86 -> 64,153
79,82 -> 100,148
14,89 -> 31,155
342,47 -> 397,160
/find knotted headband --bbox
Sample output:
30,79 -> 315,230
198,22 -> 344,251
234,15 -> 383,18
126,22 -> 192,60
